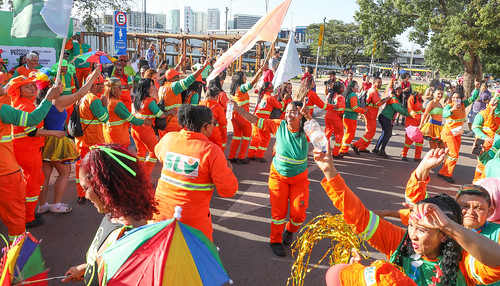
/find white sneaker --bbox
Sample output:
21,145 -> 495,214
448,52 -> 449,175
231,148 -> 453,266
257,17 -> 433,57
392,131 -> 397,136
50,202 -> 72,213
37,203 -> 51,214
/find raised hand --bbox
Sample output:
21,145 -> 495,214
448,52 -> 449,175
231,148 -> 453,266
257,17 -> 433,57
410,203 -> 450,230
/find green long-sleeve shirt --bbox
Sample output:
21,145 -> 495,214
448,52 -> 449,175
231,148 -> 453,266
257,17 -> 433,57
114,102 -> 144,126
171,75 -> 196,95
443,88 -> 479,118
1,99 -> 52,127
148,100 -> 164,117
89,99 -> 109,123
381,96 -> 410,119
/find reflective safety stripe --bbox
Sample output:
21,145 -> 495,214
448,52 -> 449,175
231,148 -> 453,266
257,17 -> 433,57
256,110 -> 271,115
154,109 -> 163,117
469,256 -> 485,284
274,153 -> 307,165
248,146 -> 257,150
179,80 -> 188,90
447,118 -> 465,123
136,113 -> 157,119
471,125 -> 482,130
97,113 -> 108,122
334,143 -> 341,146
271,218 -> 286,225
491,146 -> 498,154
137,156 -> 146,162
257,118 -> 265,129
160,174 -> 214,191
336,108 -> 345,111
258,146 -> 267,151
26,196 -> 39,202
322,103 -> 328,109
361,136 -> 370,142
125,113 -> 134,121
107,119 -> 127,126
80,118 -> 101,124
19,111 -> 28,127
237,100 -> 249,106
342,143 -> 350,147
361,211 -> 379,240
242,136 -> 252,140
290,219 -> 302,226
232,136 -> 241,140
222,143 -> 226,147
146,157 -> 157,163
446,155 -> 458,162
165,104 -> 182,111
415,143 -> 424,147
76,178 -> 80,184
344,108 -> 353,112
404,143 -> 411,148
475,167 -> 483,174
0,134 -> 12,142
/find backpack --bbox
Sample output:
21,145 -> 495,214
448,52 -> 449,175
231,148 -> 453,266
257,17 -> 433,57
358,90 -> 368,109
67,101 -> 94,138
154,98 -> 167,131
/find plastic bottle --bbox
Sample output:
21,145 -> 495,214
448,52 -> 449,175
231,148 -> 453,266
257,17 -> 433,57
226,102 -> 234,119
303,119 -> 328,153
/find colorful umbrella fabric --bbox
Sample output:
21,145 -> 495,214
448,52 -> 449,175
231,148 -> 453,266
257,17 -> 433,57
0,233 -> 48,286
74,51 -> 117,65
100,218 -> 232,286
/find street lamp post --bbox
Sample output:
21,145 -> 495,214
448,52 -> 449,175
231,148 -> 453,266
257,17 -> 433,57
225,7 -> 229,35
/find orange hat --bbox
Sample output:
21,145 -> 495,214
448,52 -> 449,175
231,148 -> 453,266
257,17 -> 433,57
86,74 -> 108,85
165,69 -> 180,80
7,76 -> 36,100
338,261 -> 416,286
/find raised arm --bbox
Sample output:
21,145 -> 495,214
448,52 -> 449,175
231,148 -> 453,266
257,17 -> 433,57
174,55 -> 186,72
231,98 -> 259,125
55,68 -> 101,111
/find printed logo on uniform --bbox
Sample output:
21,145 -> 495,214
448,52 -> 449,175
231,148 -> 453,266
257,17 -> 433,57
164,152 -> 200,178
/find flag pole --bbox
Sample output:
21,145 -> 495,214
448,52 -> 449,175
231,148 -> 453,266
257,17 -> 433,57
54,37 -> 67,86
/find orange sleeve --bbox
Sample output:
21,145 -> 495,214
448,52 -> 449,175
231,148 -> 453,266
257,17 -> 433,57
215,105 -> 227,128
268,95 -> 284,110
336,95 -> 346,110
399,209 -> 410,226
320,174 -> 405,258
64,39 -> 74,51
405,170 -> 430,205
349,96 -> 365,114
461,252 -> 500,285
485,111 -> 500,133
309,91 -> 334,110
208,146 -> 238,197
256,118 -> 281,134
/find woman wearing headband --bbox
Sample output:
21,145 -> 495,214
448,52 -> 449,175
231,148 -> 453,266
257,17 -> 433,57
62,144 -> 158,285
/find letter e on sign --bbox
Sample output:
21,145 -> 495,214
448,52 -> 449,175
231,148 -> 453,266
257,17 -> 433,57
115,12 -> 127,26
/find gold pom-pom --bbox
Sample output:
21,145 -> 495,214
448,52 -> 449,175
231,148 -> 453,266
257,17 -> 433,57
287,213 -> 368,286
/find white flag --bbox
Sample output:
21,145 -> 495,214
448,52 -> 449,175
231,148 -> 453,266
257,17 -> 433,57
272,33 -> 302,89
40,0 -> 73,38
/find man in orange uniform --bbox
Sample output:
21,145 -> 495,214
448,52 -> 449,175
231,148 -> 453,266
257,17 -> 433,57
401,91 -> 424,161
75,74 -> 109,204
352,77 -> 387,153
114,63 -> 134,111
65,32 -> 92,86
153,105 -> 238,241
340,82 -> 365,155
12,53 -> 39,78
0,79 -> 59,242
248,83 -> 284,161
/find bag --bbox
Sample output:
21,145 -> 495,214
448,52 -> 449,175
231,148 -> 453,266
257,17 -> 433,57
450,125 -> 464,136
472,138 -> 485,156
67,103 -> 84,138
406,125 -> 424,142
358,91 -> 368,108
154,99 -> 167,131
270,108 -> 282,119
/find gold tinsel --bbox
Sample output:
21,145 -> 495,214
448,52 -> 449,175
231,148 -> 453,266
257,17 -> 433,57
287,213 -> 368,286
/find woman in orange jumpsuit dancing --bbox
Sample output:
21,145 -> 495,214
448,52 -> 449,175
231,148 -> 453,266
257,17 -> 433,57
324,81 -> 346,159
199,87 -> 227,150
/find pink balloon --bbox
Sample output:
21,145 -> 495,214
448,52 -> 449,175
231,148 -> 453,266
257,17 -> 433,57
406,125 -> 424,142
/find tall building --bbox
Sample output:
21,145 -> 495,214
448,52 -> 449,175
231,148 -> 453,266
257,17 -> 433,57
166,9 -> 180,31
181,6 -> 193,33
127,11 -> 165,30
193,11 -> 206,34
207,8 -> 220,30
233,14 -> 261,29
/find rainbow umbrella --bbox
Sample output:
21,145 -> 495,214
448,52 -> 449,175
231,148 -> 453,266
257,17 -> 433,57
0,233 -> 48,286
74,51 -> 117,64
99,213 -> 232,286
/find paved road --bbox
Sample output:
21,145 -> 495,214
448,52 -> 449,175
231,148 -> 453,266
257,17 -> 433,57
0,77 -> 478,285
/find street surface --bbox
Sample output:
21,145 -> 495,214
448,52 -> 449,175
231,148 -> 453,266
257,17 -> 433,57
0,76 -> 479,285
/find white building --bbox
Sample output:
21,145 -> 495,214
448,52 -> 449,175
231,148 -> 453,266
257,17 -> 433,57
207,8 -> 220,30
181,6 -> 194,33
166,9 -> 180,32
193,11 -> 206,34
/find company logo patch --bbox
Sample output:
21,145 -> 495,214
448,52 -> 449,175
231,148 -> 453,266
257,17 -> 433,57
164,152 -> 200,178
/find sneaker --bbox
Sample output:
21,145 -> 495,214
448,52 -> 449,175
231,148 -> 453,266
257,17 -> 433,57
37,203 -> 51,214
26,216 -> 44,228
378,150 -> 390,159
332,154 -> 344,159
340,152 -> 350,156
270,243 -> 286,257
256,157 -> 267,162
236,158 -> 249,164
371,148 -> 379,154
248,157 -> 257,161
77,197 -> 87,205
51,203 -> 72,213
442,176 -> 455,184
401,156 -> 408,161
282,230 -> 293,246
414,158 -> 422,163
351,145 -> 360,155
359,149 -> 370,153
392,131 -> 397,136
228,158 -> 237,163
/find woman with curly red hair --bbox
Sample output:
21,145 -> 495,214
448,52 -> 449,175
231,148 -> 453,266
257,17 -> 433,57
62,144 -> 158,285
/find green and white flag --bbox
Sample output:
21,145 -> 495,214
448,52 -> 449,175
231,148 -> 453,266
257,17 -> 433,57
11,0 -> 73,38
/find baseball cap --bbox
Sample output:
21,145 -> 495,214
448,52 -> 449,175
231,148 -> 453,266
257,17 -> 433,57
165,69 -> 180,80
86,74 -> 108,85
7,76 -> 36,99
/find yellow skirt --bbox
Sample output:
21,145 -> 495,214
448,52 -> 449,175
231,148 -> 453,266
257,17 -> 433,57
420,121 -> 443,143
42,136 -> 80,164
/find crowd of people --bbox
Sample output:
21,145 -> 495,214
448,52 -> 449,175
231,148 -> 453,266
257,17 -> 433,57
1,30 -> 500,285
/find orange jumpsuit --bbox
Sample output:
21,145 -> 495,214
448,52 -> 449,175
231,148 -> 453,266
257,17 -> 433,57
131,97 -> 163,177
229,83 -> 254,160
103,98 -> 144,148
0,98 -> 53,242
305,90 -> 333,115
12,97 -> 45,224
324,93 -> 345,156
199,99 -> 227,150
321,173 -> 500,285
75,93 -> 109,198
353,87 -> 382,151
340,92 -> 365,153
117,74 -> 133,112
401,95 -> 424,159
218,91 -> 229,149
153,129 -> 238,241
65,40 -> 92,87
248,92 -> 284,159
471,107 -> 500,182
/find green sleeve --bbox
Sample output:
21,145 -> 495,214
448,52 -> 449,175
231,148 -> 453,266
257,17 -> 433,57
442,105 -> 453,118
12,70 -> 19,78
127,76 -> 133,85
0,99 -> 52,127
239,83 -> 253,93
391,103 -> 410,117
171,75 -> 195,95
190,93 -> 199,105
471,113 -> 488,139
115,102 -> 144,126
464,88 -> 479,108
148,100 -> 164,117
89,100 -> 109,123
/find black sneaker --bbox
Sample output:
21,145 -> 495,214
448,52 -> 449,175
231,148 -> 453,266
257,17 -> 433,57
26,216 -> 44,228
248,157 -> 257,161
256,157 -> 267,162
282,230 -> 293,246
77,197 -> 87,205
340,152 -> 350,157
351,145 -> 360,155
443,176 -> 455,183
270,243 -> 286,257
378,150 -> 389,159
332,154 -> 344,159
414,158 -> 422,163
228,158 -> 237,163
236,158 -> 249,164
371,148 -> 379,154
359,149 -> 370,153
401,156 -> 408,161
437,173 -> 445,178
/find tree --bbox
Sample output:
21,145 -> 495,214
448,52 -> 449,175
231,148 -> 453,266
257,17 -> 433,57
356,0 -> 500,96
307,20 -> 366,68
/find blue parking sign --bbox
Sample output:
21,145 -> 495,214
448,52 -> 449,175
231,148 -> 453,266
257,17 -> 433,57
114,11 -> 127,55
